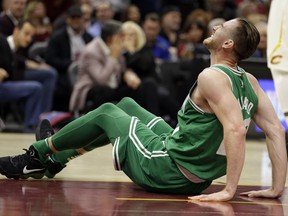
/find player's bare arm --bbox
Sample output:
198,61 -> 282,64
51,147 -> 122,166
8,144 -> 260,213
240,73 -> 287,198
189,68 -> 246,201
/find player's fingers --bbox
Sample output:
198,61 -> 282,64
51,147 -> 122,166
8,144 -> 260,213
188,194 -> 206,200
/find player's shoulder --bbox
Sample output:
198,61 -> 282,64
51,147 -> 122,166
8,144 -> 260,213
197,67 -> 230,85
245,72 -> 258,86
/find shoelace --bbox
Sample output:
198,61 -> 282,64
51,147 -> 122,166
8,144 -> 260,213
13,149 -> 35,164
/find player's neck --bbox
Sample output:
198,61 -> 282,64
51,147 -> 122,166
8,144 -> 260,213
210,55 -> 237,69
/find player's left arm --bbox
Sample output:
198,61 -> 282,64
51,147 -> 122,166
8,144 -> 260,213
240,73 -> 287,198
189,69 -> 247,201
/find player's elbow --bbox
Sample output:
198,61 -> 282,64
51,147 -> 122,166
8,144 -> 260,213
226,124 -> 247,140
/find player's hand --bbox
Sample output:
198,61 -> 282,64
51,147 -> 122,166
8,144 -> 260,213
188,190 -> 234,202
240,188 -> 282,199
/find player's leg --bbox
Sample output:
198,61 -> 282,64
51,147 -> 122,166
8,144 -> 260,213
116,97 -> 174,135
44,97 -> 175,178
0,103 -> 134,179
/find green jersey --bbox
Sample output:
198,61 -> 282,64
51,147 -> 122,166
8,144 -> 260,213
165,64 -> 258,181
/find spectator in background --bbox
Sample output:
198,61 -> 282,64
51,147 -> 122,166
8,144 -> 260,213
178,20 -> 208,61
52,1 -> 93,31
142,13 -> 170,62
23,0 -> 52,42
121,4 -> 141,24
122,21 -> 179,122
236,0 -> 266,21
205,0 -> 236,21
0,0 -> 10,16
0,0 -> 27,36
69,20 -> 125,113
81,3 -> 93,30
91,0 -> 130,20
159,6 -> 182,62
42,0 -> 74,23
7,20 -> 57,114
87,0 -> 114,38
251,21 -> 267,58
159,5 -> 181,47
46,5 -> 93,111
0,24 -> 47,132
185,9 -> 212,29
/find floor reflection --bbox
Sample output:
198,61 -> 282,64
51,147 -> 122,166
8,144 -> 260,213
0,180 -> 286,215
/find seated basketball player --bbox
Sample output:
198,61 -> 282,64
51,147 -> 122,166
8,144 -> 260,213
0,18 -> 286,202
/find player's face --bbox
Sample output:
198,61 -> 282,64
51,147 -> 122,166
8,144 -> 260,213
203,19 -> 236,50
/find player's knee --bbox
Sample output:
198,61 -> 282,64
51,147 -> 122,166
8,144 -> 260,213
97,102 -> 117,113
117,97 -> 136,108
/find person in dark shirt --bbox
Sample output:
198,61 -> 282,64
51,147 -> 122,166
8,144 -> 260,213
0,33 -> 43,132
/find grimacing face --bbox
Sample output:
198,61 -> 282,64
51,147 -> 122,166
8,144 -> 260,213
203,19 -> 236,50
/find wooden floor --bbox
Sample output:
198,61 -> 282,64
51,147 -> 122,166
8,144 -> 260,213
0,132 -> 288,215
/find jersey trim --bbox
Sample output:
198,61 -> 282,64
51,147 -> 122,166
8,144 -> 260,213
210,66 -> 234,91
212,64 -> 245,76
112,137 -> 121,170
147,117 -> 163,129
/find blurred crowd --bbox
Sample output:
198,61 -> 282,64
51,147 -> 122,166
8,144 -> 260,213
0,0 -> 271,132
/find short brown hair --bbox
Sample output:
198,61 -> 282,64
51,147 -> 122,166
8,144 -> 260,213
144,13 -> 160,23
232,18 -> 260,61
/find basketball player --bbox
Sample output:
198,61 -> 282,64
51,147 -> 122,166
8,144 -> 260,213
0,18 -> 286,202
267,0 -> 288,125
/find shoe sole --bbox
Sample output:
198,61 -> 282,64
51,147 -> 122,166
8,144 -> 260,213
0,167 -> 44,180
0,170 -> 44,180
35,119 -> 54,141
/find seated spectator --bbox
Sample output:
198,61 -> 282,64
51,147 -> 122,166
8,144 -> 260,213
23,0 -> 52,42
121,4 -> 141,24
205,0 -> 236,20
0,0 -> 10,16
178,20 -> 208,60
42,0 -> 74,23
81,3 -> 93,30
69,20 -> 125,113
70,20 -> 179,124
122,21 -> 180,123
0,32 -> 44,133
185,9 -> 212,29
251,21 -> 267,58
7,20 -> 57,113
87,0 -> 114,38
237,0 -> 259,19
142,13 -> 171,62
0,0 -> 27,36
53,1 -> 94,32
46,5 -> 93,111
159,5 -> 181,47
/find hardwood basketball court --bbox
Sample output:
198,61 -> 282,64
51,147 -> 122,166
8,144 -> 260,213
0,133 -> 287,215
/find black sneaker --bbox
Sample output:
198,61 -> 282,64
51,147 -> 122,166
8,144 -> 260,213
35,119 -> 65,178
0,146 -> 46,180
35,119 -> 55,141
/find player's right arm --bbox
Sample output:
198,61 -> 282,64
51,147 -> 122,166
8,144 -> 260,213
241,73 -> 287,198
